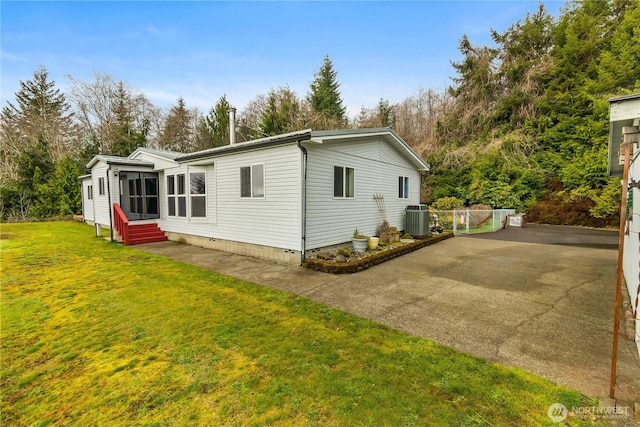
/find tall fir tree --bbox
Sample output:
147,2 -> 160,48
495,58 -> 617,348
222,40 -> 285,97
159,97 -> 194,152
308,55 -> 347,128
1,66 -> 77,184
259,87 -> 300,136
195,95 -> 232,150
0,66 -> 81,219
110,82 -> 148,157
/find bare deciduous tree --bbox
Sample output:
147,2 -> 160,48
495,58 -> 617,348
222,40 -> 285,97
68,71 -> 161,156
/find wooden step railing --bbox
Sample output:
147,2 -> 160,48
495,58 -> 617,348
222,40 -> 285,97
112,203 -> 130,245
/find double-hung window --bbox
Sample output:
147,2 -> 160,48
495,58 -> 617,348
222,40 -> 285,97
333,166 -> 355,198
190,172 -> 206,217
177,174 -> 187,217
167,174 -> 187,217
398,176 -> 409,199
167,176 -> 176,216
240,164 -> 265,198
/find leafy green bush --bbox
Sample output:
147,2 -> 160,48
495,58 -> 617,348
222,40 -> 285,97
430,196 -> 465,210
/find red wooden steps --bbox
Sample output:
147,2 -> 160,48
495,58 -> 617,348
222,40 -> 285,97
127,223 -> 167,245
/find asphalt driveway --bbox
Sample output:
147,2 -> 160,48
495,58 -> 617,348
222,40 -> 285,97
137,224 -> 640,402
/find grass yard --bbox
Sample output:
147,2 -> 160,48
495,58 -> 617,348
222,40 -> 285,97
1,222 -> 594,426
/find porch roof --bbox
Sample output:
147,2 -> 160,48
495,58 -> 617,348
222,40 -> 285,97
87,155 -> 154,169
131,147 -> 183,160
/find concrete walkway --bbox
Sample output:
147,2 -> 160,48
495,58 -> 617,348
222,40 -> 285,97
136,225 -> 640,402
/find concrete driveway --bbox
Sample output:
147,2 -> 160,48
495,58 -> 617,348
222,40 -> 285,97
137,225 -> 640,402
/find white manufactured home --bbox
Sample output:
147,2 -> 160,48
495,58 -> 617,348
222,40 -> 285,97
80,127 -> 430,264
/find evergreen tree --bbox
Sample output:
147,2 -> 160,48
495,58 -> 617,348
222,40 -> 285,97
355,98 -> 396,128
0,66 -> 80,219
587,0 -> 640,94
159,97 -> 195,152
195,95 -> 232,150
110,82 -> 147,157
490,3 -> 554,127
308,55 -> 347,128
259,87 -> 300,136
445,35 -> 498,143
1,66 -> 77,184
32,156 -> 83,218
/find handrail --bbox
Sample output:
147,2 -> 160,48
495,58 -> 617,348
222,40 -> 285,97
112,203 -> 130,245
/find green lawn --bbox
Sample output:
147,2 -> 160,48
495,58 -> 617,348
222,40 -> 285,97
1,222 -> 594,426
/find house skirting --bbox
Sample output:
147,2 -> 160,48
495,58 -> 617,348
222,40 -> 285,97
165,231 -> 301,264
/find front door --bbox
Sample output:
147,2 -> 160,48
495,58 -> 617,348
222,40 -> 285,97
120,172 -> 159,220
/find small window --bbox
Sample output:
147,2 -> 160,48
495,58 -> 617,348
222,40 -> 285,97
333,166 -> 354,198
177,174 -> 186,217
399,176 -> 409,199
240,164 -> 265,198
167,176 -> 176,216
98,177 -> 105,195
190,172 -> 206,217
87,185 -> 93,200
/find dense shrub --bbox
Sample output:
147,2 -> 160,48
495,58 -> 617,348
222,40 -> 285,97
525,193 -> 618,228
430,196 -> 465,210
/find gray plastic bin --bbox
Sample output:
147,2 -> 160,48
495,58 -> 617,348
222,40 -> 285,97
405,205 -> 430,236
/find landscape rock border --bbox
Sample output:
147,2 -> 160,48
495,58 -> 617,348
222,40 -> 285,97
303,233 -> 454,274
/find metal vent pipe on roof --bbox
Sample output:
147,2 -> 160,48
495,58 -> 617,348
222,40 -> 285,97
229,107 -> 237,145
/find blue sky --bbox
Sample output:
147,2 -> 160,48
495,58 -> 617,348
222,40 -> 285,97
1,1 -> 564,117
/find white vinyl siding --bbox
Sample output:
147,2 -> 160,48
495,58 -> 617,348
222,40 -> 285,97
91,163 -> 111,226
379,139 -> 412,167
81,178 -> 95,222
623,146 -> 640,357
304,137 -> 421,250
158,144 -> 301,250
129,151 -> 178,170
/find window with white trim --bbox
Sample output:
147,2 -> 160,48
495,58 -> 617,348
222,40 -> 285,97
166,174 -> 187,217
190,172 -> 206,217
398,176 -> 409,199
167,175 -> 176,216
98,177 -> 105,195
177,174 -> 186,217
87,185 -> 93,200
333,166 -> 354,198
240,164 -> 265,198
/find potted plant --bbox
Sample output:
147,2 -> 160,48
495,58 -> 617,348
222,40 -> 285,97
368,236 -> 380,250
352,228 -> 369,253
